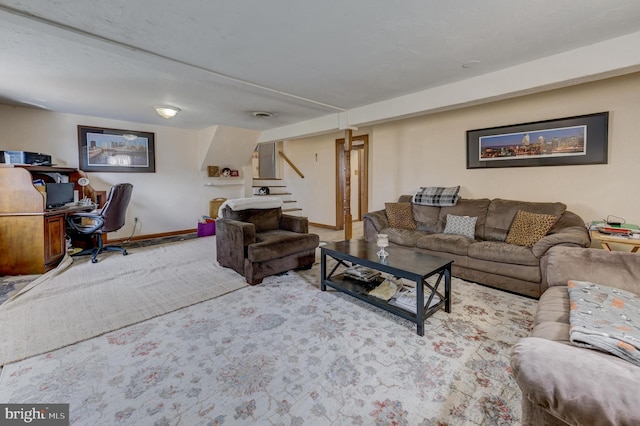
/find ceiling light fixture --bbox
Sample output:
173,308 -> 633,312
154,105 -> 181,119
122,134 -> 138,141
252,111 -> 273,118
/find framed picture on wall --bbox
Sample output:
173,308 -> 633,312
466,112 -> 609,169
78,125 -> 156,172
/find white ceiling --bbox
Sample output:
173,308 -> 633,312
2,1 -> 640,139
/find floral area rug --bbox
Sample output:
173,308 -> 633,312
0,268 -> 536,425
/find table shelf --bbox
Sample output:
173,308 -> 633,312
590,230 -> 640,253
324,274 -> 445,320
320,240 -> 452,336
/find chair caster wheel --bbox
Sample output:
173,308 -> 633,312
91,258 -> 98,263
123,250 -> 128,256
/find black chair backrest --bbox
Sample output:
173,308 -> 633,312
100,183 -> 133,233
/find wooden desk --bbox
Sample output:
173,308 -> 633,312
0,166 -> 96,275
590,230 -> 640,253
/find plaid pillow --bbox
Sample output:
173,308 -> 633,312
413,186 -> 460,206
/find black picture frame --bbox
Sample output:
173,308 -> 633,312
78,125 -> 156,173
466,112 -> 608,169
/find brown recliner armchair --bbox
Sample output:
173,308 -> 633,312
216,198 -> 319,285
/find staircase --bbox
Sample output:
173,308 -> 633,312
252,178 -> 303,216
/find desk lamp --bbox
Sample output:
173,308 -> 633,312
78,177 -> 91,205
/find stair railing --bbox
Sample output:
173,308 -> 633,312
278,151 -> 304,178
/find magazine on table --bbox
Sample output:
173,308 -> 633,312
368,278 -> 400,301
343,265 -> 381,282
389,287 -> 441,313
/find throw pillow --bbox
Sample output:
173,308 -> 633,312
385,202 -> 416,230
443,214 -> 477,239
568,280 -> 640,367
505,210 -> 558,248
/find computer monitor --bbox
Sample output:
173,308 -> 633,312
45,182 -> 75,209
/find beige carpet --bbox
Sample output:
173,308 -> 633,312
0,236 -> 247,365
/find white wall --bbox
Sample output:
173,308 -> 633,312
282,133 -> 337,226
286,72 -> 640,229
3,72 -> 639,236
370,73 -> 640,224
0,105 -> 243,238
282,128 -> 372,226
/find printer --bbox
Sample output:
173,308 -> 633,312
0,151 -> 52,166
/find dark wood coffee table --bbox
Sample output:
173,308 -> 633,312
320,240 -> 453,336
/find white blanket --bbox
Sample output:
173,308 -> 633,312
218,196 -> 283,217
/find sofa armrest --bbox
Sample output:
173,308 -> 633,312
531,226 -> 590,257
280,214 -> 308,233
363,210 -> 389,242
216,218 -> 256,246
543,246 -> 640,293
511,337 -> 640,426
215,218 -> 256,274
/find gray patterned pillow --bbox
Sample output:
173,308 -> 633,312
443,214 -> 477,239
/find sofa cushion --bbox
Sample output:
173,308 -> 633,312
416,233 -> 473,256
531,286 -> 571,342
468,241 -> 539,266
484,199 -> 566,242
545,247 -> 640,293
548,210 -> 586,233
413,204 -> 442,233
535,286 -> 570,326
438,198 -> 491,240
443,214 -> 477,239
530,321 -> 571,343
382,228 -> 426,247
248,230 -> 319,263
467,257 -> 541,282
385,202 -> 416,230
225,207 -> 282,233
506,210 -> 558,248
511,337 -> 640,426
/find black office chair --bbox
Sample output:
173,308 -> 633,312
67,183 -> 133,263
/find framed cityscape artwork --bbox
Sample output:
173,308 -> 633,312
466,112 -> 608,169
78,125 -> 156,173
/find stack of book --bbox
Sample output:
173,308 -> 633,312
343,265 -> 381,282
389,289 -> 441,313
590,221 -> 640,235
598,227 -> 633,236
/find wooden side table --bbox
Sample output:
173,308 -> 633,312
590,230 -> 640,253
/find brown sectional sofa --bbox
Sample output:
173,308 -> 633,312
511,246 -> 640,425
363,196 -> 590,298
